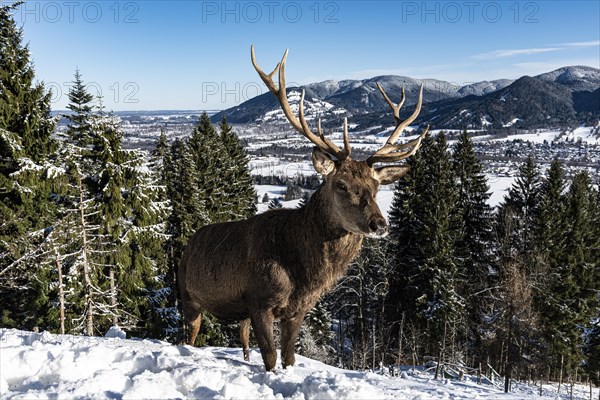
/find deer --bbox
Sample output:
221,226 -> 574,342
178,46 -> 429,372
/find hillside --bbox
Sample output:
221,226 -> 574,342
1,329 -> 596,399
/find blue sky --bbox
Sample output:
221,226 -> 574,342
9,0 -> 600,111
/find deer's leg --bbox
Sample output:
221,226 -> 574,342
240,318 -> 251,361
281,314 -> 305,369
183,301 -> 203,347
250,310 -> 276,371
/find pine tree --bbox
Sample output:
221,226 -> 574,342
0,2 -> 55,162
147,130 -> 178,339
298,190 -> 311,208
299,299 -> 334,364
386,132 -> 464,360
492,156 -> 547,380
0,2 -> 58,330
64,69 -> 94,147
187,113 -> 227,223
451,130 -> 495,364
497,155 -> 541,274
268,197 -> 283,209
87,102 -> 168,336
218,116 -> 256,220
534,158 -> 569,371
554,171 -> 600,376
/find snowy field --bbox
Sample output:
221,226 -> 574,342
1,329 -> 595,399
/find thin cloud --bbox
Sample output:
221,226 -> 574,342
557,40 -> 600,48
472,47 -> 563,60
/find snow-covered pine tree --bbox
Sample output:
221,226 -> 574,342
87,100 -> 168,336
121,144 -> 170,338
492,159 -> 546,383
451,130 -> 495,364
552,171 -> 600,378
386,132 -> 465,361
146,130 -> 179,340
496,155 -> 541,276
0,2 -> 58,329
534,158 -> 568,373
298,299 -> 334,364
0,2 -> 55,161
187,113 -> 229,223
163,138 -> 209,341
218,116 -> 256,220
268,197 -> 283,209
298,190 -> 311,208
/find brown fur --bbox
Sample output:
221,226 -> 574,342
178,155 -> 409,371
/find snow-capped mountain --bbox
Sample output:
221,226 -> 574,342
212,66 -> 599,131
535,65 -> 600,92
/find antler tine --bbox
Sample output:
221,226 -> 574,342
366,84 -> 427,166
343,116 -> 351,158
251,45 -> 350,160
384,83 -> 424,148
366,125 -> 429,166
376,83 -> 405,124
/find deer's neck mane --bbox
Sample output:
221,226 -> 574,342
295,186 -> 364,287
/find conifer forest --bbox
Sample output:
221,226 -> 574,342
1,2 -> 599,393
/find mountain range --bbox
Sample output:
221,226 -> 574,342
212,66 -> 600,131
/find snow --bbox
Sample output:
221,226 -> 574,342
502,118 -> 521,128
105,325 -> 127,339
2,329 -> 595,399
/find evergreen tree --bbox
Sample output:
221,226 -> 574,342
64,69 -> 94,147
583,319 -> 600,386
554,171 -> 600,376
268,197 -> 283,209
188,112 -> 228,223
298,190 -> 311,208
535,158 -> 569,371
0,2 -> 55,162
0,2 -> 58,329
386,132 -> 464,359
496,155 -> 541,274
218,116 -> 256,220
451,130 -> 495,363
492,157 -> 543,375
147,130 -> 178,339
298,299 -> 334,364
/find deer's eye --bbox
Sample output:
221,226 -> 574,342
336,181 -> 348,192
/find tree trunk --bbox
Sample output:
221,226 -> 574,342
109,268 -> 118,326
559,353 -> 564,394
504,317 -> 513,393
78,174 -> 94,336
54,248 -> 65,335
398,313 -> 405,366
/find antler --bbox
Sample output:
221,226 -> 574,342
366,83 -> 429,166
251,45 -> 350,161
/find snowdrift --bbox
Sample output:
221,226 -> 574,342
0,328 -> 592,399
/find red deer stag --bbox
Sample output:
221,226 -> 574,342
178,46 -> 429,371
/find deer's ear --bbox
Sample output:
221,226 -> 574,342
312,147 -> 336,175
373,165 -> 410,185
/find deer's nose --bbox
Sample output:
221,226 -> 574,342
368,217 -> 388,237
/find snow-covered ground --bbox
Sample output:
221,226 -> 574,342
1,329 -> 595,399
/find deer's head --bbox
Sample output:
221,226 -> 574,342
252,46 -> 429,238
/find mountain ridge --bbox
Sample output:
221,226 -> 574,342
212,66 -> 600,131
